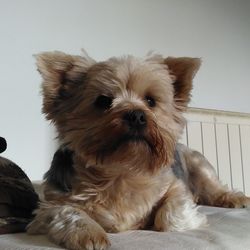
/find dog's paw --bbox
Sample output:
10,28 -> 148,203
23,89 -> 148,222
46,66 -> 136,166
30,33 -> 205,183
61,227 -> 110,250
28,204 -> 111,250
48,215 -> 111,250
215,192 -> 250,208
232,196 -> 250,208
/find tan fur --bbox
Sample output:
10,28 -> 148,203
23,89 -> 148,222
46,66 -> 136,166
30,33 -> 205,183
177,144 -> 250,208
27,51 -> 249,250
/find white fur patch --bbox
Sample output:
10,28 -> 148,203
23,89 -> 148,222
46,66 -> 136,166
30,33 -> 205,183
155,199 -> 207,232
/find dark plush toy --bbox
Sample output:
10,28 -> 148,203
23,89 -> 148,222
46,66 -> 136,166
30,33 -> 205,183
0,137 -> 7,153
0,137 -> 39,234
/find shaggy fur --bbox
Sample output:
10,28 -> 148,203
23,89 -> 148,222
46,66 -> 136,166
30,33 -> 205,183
27,51 -> 250,250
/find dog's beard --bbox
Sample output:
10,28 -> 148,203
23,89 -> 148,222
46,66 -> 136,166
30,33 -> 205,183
97,133 -> 153,161
74,121 -> 175,173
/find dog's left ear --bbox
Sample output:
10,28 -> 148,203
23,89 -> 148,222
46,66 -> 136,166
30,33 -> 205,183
164,57 -> 201,107
35,51 -> 95,120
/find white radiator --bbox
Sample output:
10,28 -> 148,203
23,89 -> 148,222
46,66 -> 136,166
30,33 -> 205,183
180,108 -> 250,196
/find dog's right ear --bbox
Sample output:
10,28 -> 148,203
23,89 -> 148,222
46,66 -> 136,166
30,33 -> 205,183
164,57 -> 201,108
35,51 -> 95,120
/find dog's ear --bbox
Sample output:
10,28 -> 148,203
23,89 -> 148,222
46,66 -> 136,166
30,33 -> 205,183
35,51 -> 95,119
164,57 -> 201,107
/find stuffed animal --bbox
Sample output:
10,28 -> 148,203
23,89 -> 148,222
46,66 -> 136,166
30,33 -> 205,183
0,137 -> 7,153
0,137 -> 39,234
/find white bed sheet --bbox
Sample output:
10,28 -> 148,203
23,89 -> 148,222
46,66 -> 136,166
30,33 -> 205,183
1,206 -> 250,250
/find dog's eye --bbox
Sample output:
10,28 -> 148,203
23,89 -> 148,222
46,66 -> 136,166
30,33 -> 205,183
95,95 -> 113,109
145,96 -> 156,108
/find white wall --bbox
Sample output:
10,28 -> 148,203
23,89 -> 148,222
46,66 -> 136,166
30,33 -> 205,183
0,0 -> 249,180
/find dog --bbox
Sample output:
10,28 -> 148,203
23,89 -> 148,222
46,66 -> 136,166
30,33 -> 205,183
27,51 -> 250,250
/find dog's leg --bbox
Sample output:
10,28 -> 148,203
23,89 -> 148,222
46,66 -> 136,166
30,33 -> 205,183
181,147 -> 250,208
154,178 -> 207,232
27,202 -> 110,250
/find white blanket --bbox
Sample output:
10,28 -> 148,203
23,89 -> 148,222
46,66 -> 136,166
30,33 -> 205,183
1,206 -> 250,250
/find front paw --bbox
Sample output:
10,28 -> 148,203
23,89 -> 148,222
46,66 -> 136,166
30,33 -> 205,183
48,216 -> 111,250
28,204 -> 111,250
60,226 -> 110,250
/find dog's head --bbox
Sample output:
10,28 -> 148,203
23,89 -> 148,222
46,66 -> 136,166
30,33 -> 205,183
36,51 -> 200,172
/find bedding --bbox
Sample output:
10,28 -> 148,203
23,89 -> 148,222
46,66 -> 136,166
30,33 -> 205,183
1,206 -> 250,250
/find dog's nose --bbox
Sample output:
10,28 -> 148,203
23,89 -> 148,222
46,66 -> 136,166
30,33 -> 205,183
123,110 -> 147,130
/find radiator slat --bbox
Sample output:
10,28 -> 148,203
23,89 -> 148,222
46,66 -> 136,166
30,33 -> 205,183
228,124 -> 244,192
240,125 -> 250,195
201,123 -> 218,175
179,124 -> 188,146
187,121 -> 203,153
215,124 -> 232,189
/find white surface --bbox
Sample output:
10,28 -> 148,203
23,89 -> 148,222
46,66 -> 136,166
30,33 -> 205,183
216,124 -> 232,189
1,206 -> 250,250
202,123 -> 218,175
240,126 -> 250,195
228,124 -> 244,192
0,0 -> 250,180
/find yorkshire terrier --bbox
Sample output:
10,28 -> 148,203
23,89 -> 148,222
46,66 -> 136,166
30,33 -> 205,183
27,51 -> 250,250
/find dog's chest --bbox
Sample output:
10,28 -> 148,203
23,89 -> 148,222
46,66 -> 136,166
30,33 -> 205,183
80,169 -> 172,232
